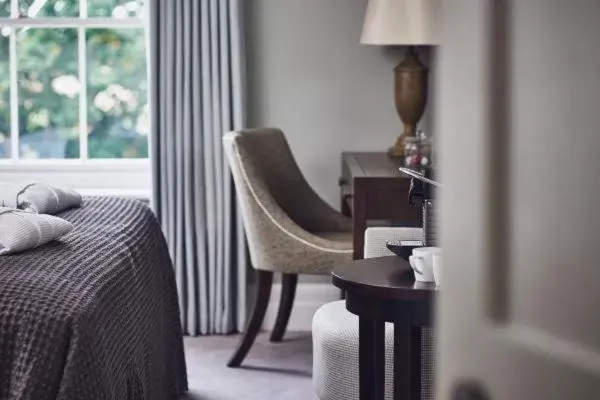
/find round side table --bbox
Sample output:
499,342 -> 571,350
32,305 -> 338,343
332,255 -> 435,400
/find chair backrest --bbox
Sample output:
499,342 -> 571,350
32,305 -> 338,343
364,227 -> 424,259
223,128 -> 326,268
224,128 -> 317,221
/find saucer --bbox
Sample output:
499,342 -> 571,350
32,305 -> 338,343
385,240 -> 423,261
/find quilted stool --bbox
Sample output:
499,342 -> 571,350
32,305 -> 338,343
312,301 -> 435,400
312,300 -> 395,399
312,227 -> 435,400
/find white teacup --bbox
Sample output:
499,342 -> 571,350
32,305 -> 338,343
408,247 -> 441,283
433,253 -> 442,287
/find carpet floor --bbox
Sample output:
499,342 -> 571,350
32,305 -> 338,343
180,331 -> 317,400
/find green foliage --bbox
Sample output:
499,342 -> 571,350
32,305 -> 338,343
0,0 -> 9,17
0,0 -> 147,159
18,28 -> 79,138
20,0 -> 79,17
0,36 -> 9,144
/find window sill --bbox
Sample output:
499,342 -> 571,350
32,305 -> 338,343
77,188 -> 151,200
0,161 -> 151,199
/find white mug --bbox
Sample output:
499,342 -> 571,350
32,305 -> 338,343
432,253 -> 442,287
408,247 -> 441,283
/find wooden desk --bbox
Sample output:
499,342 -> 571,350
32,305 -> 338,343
340,152 -> 421,259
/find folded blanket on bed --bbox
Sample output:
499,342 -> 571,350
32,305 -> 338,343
0,207 -> 73,255
0,182 -> 82,214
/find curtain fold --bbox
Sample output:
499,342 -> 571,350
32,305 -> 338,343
149,0 -> 247,335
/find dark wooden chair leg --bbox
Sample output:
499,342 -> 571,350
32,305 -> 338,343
227,270 -> 273,367
269,273 -> 298,342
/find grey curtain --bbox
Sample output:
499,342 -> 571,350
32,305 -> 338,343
149,0 -> 247,335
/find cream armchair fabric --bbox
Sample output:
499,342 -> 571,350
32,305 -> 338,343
223,128 -> 352,275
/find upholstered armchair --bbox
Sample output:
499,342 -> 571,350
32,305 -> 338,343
223,127 -> 353,367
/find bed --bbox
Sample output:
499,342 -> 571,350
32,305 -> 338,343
0,197 -> 187,399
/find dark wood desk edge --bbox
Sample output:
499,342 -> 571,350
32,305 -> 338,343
342,152 -> 366,176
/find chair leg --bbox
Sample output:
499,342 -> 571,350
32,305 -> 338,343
270,273 -> 298,343
227,270 -> 273,368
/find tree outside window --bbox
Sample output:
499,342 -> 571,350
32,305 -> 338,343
0,0 -> 148,160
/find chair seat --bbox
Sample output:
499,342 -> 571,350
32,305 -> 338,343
313,231 -> 353,248
281,231 -> 352,275
312,301 -> 435,400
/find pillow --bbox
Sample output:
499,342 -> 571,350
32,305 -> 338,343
0,207 -> 74,255
0,182 -> 82,214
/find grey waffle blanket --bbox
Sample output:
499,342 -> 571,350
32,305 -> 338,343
0,197 -> 188,399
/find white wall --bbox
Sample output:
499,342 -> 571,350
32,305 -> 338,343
245,0 -> 433,330
245,0 -> 432,208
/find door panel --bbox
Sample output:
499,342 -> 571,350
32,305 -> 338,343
509,0 -> 600,351
438,0 -> 600,399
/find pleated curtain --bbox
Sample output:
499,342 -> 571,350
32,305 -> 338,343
148,0 -> 247,335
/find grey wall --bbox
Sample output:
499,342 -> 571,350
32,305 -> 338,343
245,0 -> 432,208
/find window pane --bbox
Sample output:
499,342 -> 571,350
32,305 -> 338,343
86,28 -> 148,159
88,0 -> 144,18
0,0 -> 9,17
0,34 -> 9,158
18,28 -> 79,159
18,0 -> 79,18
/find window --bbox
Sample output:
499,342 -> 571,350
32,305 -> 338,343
0,0 -> 150,196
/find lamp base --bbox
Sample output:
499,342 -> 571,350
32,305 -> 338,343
390,46 -> 428,157
387,134 -> 410,157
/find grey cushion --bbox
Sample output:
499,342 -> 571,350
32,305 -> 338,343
0,182 -> 82,214
0,207 -> 73,255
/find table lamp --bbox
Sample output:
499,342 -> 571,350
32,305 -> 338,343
361,0 -> 437,157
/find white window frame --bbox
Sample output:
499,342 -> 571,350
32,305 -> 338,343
0,0 -> 151,198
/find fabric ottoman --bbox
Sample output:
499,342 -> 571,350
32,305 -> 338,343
312,300 -> 434,400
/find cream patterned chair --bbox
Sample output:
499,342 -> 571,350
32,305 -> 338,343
223,128 -> 353,367
312,227 -> 435,400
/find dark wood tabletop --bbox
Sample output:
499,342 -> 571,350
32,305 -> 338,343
332,255 -> 436,301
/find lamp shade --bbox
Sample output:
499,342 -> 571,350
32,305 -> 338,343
360,0 -> 436,45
